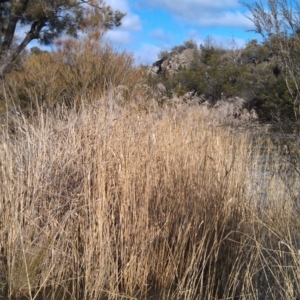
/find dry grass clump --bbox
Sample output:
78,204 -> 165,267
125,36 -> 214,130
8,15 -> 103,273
0,35 -> 147,114
0,103 -> 300,299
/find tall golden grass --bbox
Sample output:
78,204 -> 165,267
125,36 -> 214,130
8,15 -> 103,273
0,102 -> 299,300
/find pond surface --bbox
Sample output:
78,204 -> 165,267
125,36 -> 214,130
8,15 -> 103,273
244,123 -> 300,207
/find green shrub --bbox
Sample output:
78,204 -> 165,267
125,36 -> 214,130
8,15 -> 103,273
184,39 -> 198,50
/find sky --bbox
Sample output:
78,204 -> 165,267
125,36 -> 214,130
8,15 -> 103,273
103,0 -> 261,65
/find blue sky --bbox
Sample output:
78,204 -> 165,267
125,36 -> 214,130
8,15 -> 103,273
103,0 -> 261,65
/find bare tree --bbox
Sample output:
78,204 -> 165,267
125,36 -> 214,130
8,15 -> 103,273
242,0 -> 300,121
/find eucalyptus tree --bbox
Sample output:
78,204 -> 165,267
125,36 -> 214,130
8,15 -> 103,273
0,0 -> 124,76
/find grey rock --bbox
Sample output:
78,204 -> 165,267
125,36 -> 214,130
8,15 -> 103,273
152,83 -> 166,97
150,48 -> 202,75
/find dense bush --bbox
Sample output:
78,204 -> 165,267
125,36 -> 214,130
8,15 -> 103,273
0,33 -> 298,121
0,35 -> 146,114
148,38 -> 297,121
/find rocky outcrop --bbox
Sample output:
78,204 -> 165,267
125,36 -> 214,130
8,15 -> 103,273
150,49 -> 201,75
151,58 -> 164,74
147,48 -> 259,123
152,83 -> 167,97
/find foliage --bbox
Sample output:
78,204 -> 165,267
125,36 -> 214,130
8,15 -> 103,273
167,68 -> 206,96
202,54 -> 246,101
147,35 -> 298,121
0,0 -> 124,76
242,0 -> 300,121
157,50 -> 169,59
170,39 -> 198,54
171,44 -> 186,54
238,60 -> 293,120
1,34 -> 145,113
240,39 -> 271,65
30,46 -> 48,55
200,43 -> 226,65
184,39 -> 198,49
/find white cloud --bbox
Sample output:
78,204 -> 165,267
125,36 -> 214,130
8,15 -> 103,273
139,0 -> 252,29
196,11 -> 253,28
102,0 -> 142,48
105,0 -> 142,31
103,0 -> 256,65
121,14 -> 142,31
105,0 -> 130,12
186,30 -> 205,46
148,0 -> 240,10
104,29 -> 133,45
148,28 -> 171,42
134,44 -> 162,65
103,14 -> 142,46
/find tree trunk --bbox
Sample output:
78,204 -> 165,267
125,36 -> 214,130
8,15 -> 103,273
0,31 -> 35,77
0,16 -> 44,77
0,0 -> 31,77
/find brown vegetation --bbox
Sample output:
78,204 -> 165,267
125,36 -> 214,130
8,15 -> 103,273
0,36 -> 146,114
0,103 -> 299,299
0,29 -> 299,299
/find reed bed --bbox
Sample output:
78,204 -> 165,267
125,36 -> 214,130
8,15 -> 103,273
0,103 -> 299,300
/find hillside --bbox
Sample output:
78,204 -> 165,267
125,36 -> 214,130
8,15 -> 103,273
146,39 -> 294,122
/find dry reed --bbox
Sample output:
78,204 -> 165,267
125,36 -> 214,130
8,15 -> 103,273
0,103 -> 299,300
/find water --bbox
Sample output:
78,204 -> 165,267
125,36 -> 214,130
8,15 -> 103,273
246,123 -> 300,207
